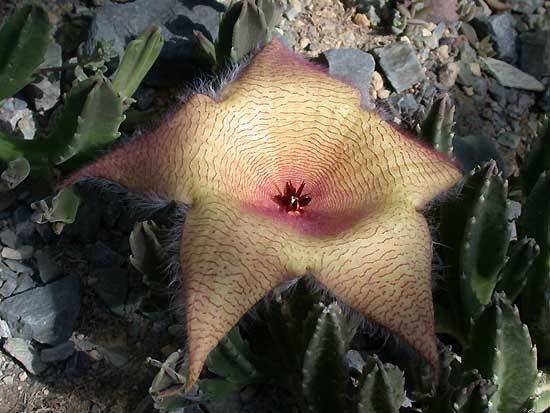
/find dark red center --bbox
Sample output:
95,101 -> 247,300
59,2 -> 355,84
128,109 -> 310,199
272,181 -> 312,214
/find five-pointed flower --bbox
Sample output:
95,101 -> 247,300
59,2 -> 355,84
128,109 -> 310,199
67,39 -> 462,391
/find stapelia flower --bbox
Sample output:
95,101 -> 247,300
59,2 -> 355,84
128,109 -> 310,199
66,39 -> 462,391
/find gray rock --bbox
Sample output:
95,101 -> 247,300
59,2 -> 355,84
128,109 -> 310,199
497,132 -> 521,149
41,341 -> 75,363
35,250 -> 61,284
0,261 -> 17,281
346,349 -> 366,372
4,259 -> 33,275
3,338 -> 47,375
374,42 -> 425,93
25,42 -> 62,112
87,0 -> 223,67
481,57 -> 544,91
323,48 -> 375,108
0,319 -> 11,338
519,30 -> 550,79
0,229 -> 17,249
0,275 -> 80,345
13,273 -> 35,295
508,0 -> 543,14
472,14 -> 517,64
0,277 -> 17,297
0,98 -> 36,141
1,245 -> 33,260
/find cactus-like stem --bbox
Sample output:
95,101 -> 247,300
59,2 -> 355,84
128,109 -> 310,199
518,171 -> 550,364
302,303 -> 349,413
495,238 -> 540,302
419,93 -> 455,158
522,117 -> 550,196
440,161 -> 510,324
462,293 -> 538,413
357,355 -> 405,413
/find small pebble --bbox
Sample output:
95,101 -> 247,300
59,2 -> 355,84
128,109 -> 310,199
299,37 -> 310,49
421,28 -> 432,37
463,85 -> 475,96
435,45 -> 449,62
377,89 -> 390,99
88,349 -> 102,361
0,229 -> 17,249
371,71 -> 384,91
19,372 -> 27,382
3,375 -> 14,385
470,62 -> 481,77
353,13 -> 370,28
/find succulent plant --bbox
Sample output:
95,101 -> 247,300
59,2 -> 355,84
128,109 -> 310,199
0,4 -> 50,101
195,0 -> 283,66
30,187 -> 80,234
356,355 -> 406,413
462,293 -> 538,413
418,94 -> 455,158
65,38 -> 461,394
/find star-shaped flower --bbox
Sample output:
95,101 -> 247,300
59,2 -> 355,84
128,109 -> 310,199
67,39 -> 461,391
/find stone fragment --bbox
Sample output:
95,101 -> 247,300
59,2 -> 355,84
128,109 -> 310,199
41,341 -> 75,363
2,338 -> 46,375
0,261 -> 17,281
508,0 -> 543,14
323,48 -> 375,107
35,250 -> 61,284
25,42 -> 63,112
519,30 -> 550,78
497,133 -> 521,149
481,57 -> 544,91
438,62 -> 460,88
375,42 -> 426,93
472,14 -> 517,63
1,246 -> 33,260
0,275 -> 81,345
13,274 -> 35,295
0,98 -> 35,140
0,319 -> 11,338
0,229 -> 17,249
0,277 -> 17,297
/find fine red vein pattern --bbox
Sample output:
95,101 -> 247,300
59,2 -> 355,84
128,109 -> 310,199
67,39 -> 462,392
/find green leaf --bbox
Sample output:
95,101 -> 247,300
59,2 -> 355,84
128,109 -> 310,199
302,302 -> 349,413
52,77 -> 125,165
357,356 -> 406,413
462,294 -> 538,413
31,187 -> 81,234
0,131 -> 24,161
111,26 -> 164,102
0,4 -> 50,100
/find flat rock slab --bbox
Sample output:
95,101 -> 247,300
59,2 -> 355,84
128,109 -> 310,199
519,30 -> 550,79
0,275 -> 80,345
472,14 -> 517,63
374,42 -> 425,93
3,337 -> 46,375
481,57 -> 544,91
87,0 -> 223,63
323,48 -> 375,108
